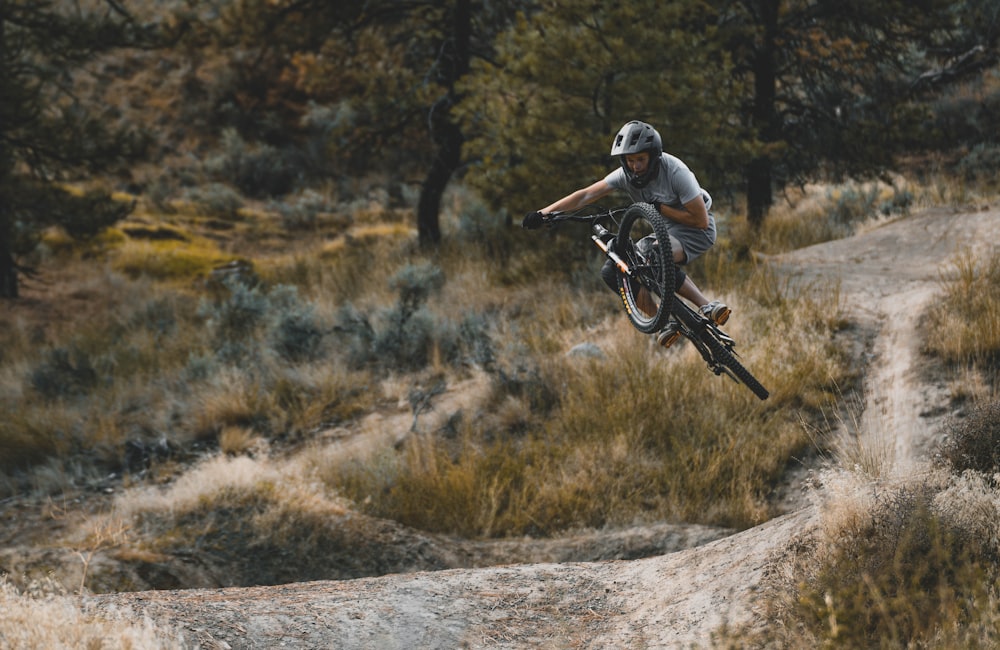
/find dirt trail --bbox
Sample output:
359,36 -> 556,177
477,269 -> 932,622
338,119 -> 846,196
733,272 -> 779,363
774,207 -> 999,473
88,207 -> 1000,649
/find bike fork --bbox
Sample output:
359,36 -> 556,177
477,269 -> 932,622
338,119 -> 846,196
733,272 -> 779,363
591,224 -> 632,277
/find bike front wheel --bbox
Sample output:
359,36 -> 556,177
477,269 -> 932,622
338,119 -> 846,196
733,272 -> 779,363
615,203 -> 675,334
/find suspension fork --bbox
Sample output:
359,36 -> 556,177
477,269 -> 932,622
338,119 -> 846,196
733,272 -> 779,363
591,223 -> 632,276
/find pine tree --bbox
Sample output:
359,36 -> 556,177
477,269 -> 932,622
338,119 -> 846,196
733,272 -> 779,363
0,0 -> 148,298
715,0 -> 966,227
188,0 -> 529,247
456,0 -> 754,215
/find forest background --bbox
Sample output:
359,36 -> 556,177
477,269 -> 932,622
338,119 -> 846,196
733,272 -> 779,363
3,0 -> 999,296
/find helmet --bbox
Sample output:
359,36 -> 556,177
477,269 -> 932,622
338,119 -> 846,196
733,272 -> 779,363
610,121 -> 663,188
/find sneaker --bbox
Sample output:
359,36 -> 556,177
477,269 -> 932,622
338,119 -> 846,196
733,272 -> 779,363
657,319 -> 681,348
700,300 -> 731,326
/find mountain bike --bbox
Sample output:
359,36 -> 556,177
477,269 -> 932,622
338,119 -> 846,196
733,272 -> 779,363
523,202 -> 769,400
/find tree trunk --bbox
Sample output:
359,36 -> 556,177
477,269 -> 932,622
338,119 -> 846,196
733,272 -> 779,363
417,121 -> 463,246
746,155 -> 771,229
0,232 -> 17,299
0,10 -> 14,298
416,0 -> 470,247
746,0 -> 779,230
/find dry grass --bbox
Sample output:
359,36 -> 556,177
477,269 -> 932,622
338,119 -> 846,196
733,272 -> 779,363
723,169 -> 1000,258
0,579 -> 184,650
923,251 -> 1000,378
317,250 -> 853,535
107,454 -> 441,584
2,179 -> 855,529
112,235 -> 236,282
0,228 -> 389,493
115,454 -> 347,522
728,177 -> 916,255
721,463 -> 1000,649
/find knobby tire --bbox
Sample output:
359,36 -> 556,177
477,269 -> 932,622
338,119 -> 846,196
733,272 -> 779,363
701,332 -> 770,400
615,203 -> 674,334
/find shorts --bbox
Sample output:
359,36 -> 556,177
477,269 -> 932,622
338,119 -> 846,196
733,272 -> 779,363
667,212 -> 716,265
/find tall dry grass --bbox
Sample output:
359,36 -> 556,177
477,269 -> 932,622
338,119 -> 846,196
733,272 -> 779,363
0,246 -> 388,495
721,444 -> 1000,648
1,178 -> 855,525
923,251 -> 1000,387
315,230 -> 854,535
726,177 -> 916,255
0,579 -> 184,649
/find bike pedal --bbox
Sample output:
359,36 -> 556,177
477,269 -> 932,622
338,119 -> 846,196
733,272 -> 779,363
657,329 -> 680,348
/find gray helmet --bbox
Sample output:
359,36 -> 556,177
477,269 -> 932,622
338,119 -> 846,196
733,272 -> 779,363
610,121 -> 663,188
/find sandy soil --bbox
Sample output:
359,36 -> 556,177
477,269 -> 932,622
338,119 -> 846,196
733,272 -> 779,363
53,207 -> 1000,647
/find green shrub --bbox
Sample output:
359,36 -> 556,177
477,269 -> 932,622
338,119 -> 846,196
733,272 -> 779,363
129,296 -> 178,338
206,128 -> 300,198
333,262 -> 495,372
183,182 -> 244,220
333,302 -> 375,367
197,277 -> 335,369
454,313 -> 496,369
958,144 -> 1000,182
199,276 -> 269,344
453,199 -> 515,264
29,347 -> 98,400
270,189 -> 330,231
271,304 -> 326,363
827,181 -> 911,231
372,305 -> 436,370
390,262 -> 446,315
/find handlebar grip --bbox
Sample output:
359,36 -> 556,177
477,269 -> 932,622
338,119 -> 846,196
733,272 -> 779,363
522,211 -> 545,230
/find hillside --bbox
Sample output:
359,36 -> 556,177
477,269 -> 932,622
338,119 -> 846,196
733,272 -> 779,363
73,206 -> 999,648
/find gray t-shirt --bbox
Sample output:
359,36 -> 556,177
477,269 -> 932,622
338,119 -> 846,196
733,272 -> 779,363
604,153 -> 713,211
604,153 -> 716,263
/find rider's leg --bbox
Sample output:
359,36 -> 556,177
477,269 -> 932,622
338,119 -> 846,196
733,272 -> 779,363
602,257 -> 658,316
601,258 -> 618,292
603,240 -> 688,293
668,234 -> 730,325
678,275 -> 709,306
668,234 -> 707,307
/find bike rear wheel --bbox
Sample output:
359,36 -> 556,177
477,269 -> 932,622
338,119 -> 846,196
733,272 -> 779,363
700,332 -> 770,400
615,203 -> 675,334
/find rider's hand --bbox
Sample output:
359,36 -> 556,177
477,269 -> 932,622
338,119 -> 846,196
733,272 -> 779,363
522,211 -> 546,230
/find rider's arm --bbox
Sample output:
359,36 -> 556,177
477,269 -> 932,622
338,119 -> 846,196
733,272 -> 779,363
542,180 -> 614,214
655,196 -> 709,230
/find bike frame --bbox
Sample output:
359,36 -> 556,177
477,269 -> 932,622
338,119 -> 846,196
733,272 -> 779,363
532,204 -> 769,400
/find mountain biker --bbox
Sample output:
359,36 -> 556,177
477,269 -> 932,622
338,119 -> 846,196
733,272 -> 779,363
523,120 -> 729,348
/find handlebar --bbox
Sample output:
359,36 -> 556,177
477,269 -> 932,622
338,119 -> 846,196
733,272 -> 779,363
522,205 -> 629,230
